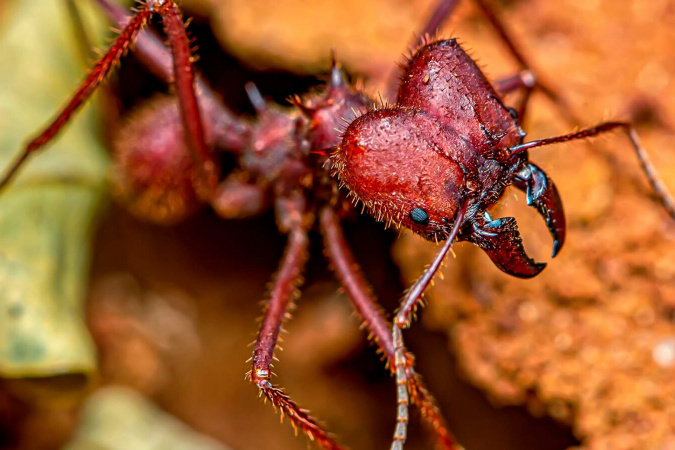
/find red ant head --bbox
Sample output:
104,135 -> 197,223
332,39 -> 527,242
334,38 -> 568,278
332,108 -> 468,240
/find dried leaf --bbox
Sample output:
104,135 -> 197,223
0,0 -> 110,377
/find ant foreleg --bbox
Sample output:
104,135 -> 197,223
249,194 -> 341,449
66,0 -> 123,145
510,122 -> 675,220
143,1 -> 216,199
0,1 -> 217,200
388,202 -> 467,450
95,0 -> 173,82
0,4 -> 150,193
319,207 -> 458,450
95,0 -> 249,152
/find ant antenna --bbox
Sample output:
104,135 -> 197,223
509,121 -> 675,220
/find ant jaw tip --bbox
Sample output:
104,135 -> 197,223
531,261 -> 547,276
510,261 -> 547,279
551,241 -> 562,258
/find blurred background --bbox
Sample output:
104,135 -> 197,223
0,0 -> 674,449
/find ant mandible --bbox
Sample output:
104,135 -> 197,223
1,0 -> 674,449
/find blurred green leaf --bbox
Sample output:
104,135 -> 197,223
65,387 -> 230,450
0,0 -> 111,377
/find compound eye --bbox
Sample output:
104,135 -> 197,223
409,208 -> 429,225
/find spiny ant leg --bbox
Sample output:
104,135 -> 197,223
472,0 -> 581,126
319,207 -> 457,450
319,208 -> 392,356
389,202 -> 467,450
509,121 -> 675,221
149,1 -> 218,198
0,3 -> 151,192
94,0 -> 249,152
96,0 -> 173,81
0,1 -> 218,200
66,0 -> 122,144
249,195 -> 341,449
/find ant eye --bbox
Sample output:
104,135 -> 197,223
409,208 -> 429,225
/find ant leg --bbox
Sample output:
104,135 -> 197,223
472,0 -> 581,126
494,71 -> 535,96
493,70 -> 535,122
0,4 -> 151,193
211,173 -> 268,219
249,195 -> 341,449
0,1 -> 217,199
139,1 -> 218,198
319,207 -> 457,450
510,122 -> 675,220
66,0 -> 122,144
94,0 -> 249,152
388,202 -> 467,450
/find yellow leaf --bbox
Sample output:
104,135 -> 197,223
0,0 -> 111,377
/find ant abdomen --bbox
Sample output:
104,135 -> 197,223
112,95 -> 217,225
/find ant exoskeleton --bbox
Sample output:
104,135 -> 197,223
1,0 -> 674,449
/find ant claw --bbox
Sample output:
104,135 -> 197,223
513,163 -> 566,257
469,215 -> 546,278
